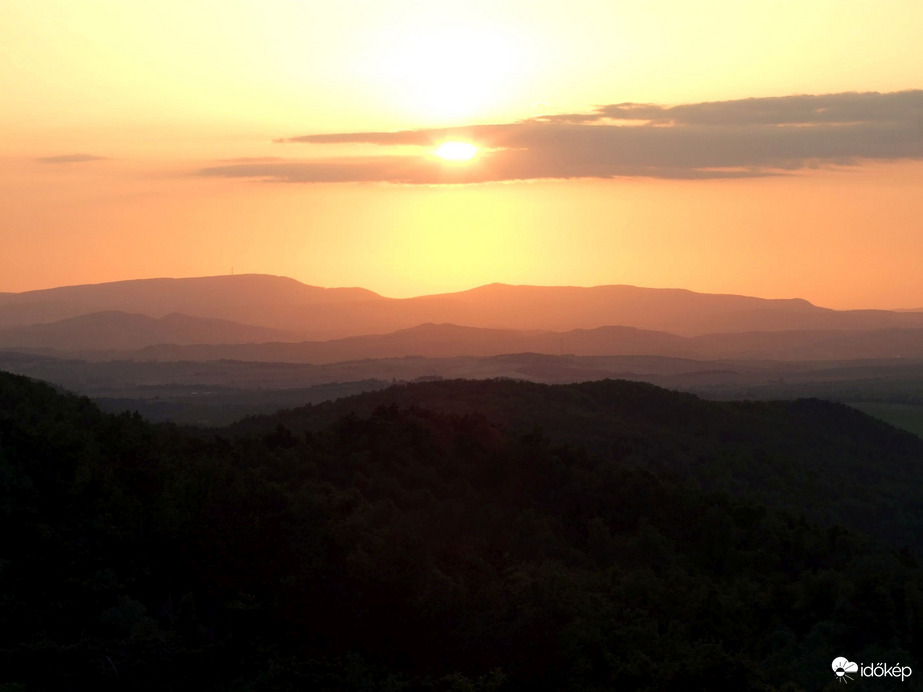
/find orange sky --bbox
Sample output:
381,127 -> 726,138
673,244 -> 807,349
3,0 -> 923,309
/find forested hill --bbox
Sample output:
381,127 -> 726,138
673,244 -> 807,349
3,370 -> 923,690
229,378 -> 923,552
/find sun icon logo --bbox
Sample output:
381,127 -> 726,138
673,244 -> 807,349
832,657 -> 858,683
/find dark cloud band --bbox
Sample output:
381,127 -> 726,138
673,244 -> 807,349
205,90 -> 923,183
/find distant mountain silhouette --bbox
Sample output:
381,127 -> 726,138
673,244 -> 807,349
403,283 -> 923,335
50,322 -> 923,363
4,274 -> 923,340
0,310 -> 298,351
0,274 -> 381,334
113,323 -> 686,362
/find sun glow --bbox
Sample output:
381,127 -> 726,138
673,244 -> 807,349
369,23 -> 528,121
434,141 -> 478,161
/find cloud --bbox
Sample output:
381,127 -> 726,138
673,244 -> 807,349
36,154 -> 108,164
216,156 -> 287,163
199,155 -> 538,184
541,90 -> 923,126
204,90 -> 923,184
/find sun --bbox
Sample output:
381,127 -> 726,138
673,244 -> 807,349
434,141 -> 478,161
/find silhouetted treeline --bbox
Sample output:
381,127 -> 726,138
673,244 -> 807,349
2,372 -> 922,690
231,378 -> 923,552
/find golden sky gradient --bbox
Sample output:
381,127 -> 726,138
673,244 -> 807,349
3,0 -> 923,308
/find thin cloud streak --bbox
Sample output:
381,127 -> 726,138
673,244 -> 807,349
200,154 -> 768,184
36,154 -> 108,164
206,90 -> 923,183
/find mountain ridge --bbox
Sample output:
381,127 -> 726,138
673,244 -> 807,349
4,273 -> 923,339
0,310 -> 300,351
15,320 -> 923,364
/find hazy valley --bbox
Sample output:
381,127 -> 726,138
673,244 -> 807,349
3,274 -> 923,432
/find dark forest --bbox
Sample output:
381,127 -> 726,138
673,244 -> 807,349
2,372 -> 922,690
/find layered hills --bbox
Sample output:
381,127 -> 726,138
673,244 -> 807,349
3,274 -> 923,341
4,274 -> 923,426
0,311 -> 297,351
26,323 -> 923,363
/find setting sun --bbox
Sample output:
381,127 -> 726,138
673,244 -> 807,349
434,141 -> 479,161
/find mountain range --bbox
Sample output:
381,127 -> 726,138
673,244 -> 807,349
6,274 -> 923,426
0,310 -> 297,351
4,274 -> 923,343
4,274 -> 923,360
